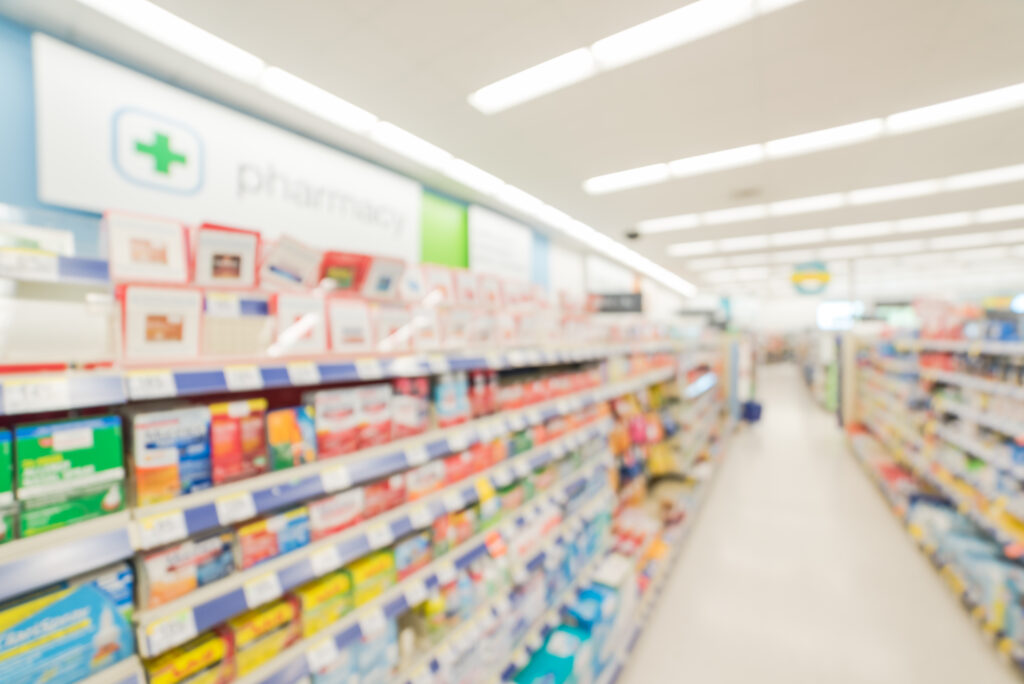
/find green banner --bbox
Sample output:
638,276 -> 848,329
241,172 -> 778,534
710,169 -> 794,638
420,191 -> 467,268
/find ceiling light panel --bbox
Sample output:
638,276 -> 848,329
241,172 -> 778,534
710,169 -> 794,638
819,244 -> 868,259
827,222 -> 893,240
885,82 -> 1024,134
636,213 -> 701,234
976,204 -> 1024,224
768,193 -> 845,217
870,239 -> 924,255
928,232 -> 993,250
703,205 -> 767,225
718,235 -> 770,252
583,163 -> 670,195
896,212 -> 971,233
944,164 -> 1024,191
770,228 -> 827,246
728,253 -> 768,267
847,179 -> 941,205
771,249 -> 816,263
468,48 -> 596,114
687,257 -> 728,270
669,240 -> 717,257
668,144 -> 765,179
764,119 -> 883,159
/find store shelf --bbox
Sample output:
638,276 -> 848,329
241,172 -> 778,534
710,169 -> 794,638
132,367 -> 673,550
896,339 -> 1024,356
934,424 -> 1016,473
0,370 -> 126,417
235,461 -> 611,684
137,420 -> 613,657
934,396 -> 1024,440
0,511 -> 134,605
80,656 -> 144,684
0,248 -> 110,284
920,367 -> 1024,401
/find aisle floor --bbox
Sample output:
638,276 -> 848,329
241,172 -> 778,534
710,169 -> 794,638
620,364 -> 1018,684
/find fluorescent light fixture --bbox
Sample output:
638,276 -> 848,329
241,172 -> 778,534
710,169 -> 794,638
260,66 -> 377,133
718,235 -> 770,252
871,239 -> 924,255
819,245 -> 868,259
442,159 -> 505,195
733,266 -> 771,281
533,204 -> 576,232
901,253 -> 948,267
764,119 -> 883,159
953,247 -> 1007,262
996,227 -> 1024,243
636,213 -> 701,234
896,212 -> 971,233
669,240 -> 717,257
702,269 -> 737,285
929,232 -> 993,250
77,0 -> 265,82
370,122 -> 452,170
768,193 -> 844,216
703,204 -> 767,225
756,0 -> 807,10
770,228 -> 827,246
827,222 -> 892,240
847,179 -> 941,205
729,253 -> 768,267
583,163 -> 670,195
496,184 -> 545,215
687,257 -> 728,270
468,48 -> 596,114
669,144 -> 765,178
590,0 -> 755,70
944,163 -> 1024,191
975,204 -> 1024,224
771,249 -> 816,263
885,82 -> 1024,134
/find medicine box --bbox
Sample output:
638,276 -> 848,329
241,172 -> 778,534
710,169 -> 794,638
309,487 -> 364,540
0,429 -> 10,506
210,399 -> 269,484
358,384 -> 393,448
348,550 -> 397,607
130,406 -> 212,505
19,481 -> 125,537
15,416 -> 124,499
267,405 -> 317,470
144,626 -> 235,684
236,506 -> 311,569
307,388 -> 361,458
294,569 -> 353,638
229,596 -> 302,677
140,532 -> 235,608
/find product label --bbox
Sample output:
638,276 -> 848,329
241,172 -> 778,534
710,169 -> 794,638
15,416 -> 124,498
19,482 -> 125,537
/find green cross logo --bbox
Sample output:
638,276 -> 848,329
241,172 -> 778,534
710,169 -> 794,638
135,132 -> 187,175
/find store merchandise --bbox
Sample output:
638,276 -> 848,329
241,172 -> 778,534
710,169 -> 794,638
210,398 -> 269,484
260,236 -> 322,290
0,430 -> 12,508
129,405 -> 212,505
202,292 -> 275,358
308,486 -> 364,540
394,529 -> 433,579
349,549 -> 398,607
271,293 -> 329,356
364,473 -> 407,517
192,223 -> 260,289
18,481 -> 125,537
144,626 -> 235,684
122,285 -> 204,361
295,569 -> 353,637
392,377 -> 430,439
326,297 -> 374,354
229,596 -> 302,676
236,506 -> 312,569
308,387 -> 361,458
267,405 -> 317,470
434,372 -> 471,427
358,383 -> 393,448
104,211 -> 189,284
139,532 -> 236,608
15,415 -> 125,499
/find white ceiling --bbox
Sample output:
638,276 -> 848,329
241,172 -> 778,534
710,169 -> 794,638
5,0 -> 1024,297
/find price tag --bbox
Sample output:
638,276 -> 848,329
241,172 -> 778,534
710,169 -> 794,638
2,376 -> 71,415
0,247 -> 58,280
359,608 -> 387,638
287,361 -> 321,386
311,546 -> 342,576
403,579 -> 428,607
355,358 -> 384,380
444,490 -> 465,512
485,352 -> 504,369
367,523 -> 394,549
406,444 -> 430,466
224,365 -> 263,391
127,370 -> 176,400
320,465 -> 352,493
410,505 -> 434,529
427,355 -> 450,373
138,510 -> 188,549
436,561 -> 457,585
447,431 -> 469,452
513,461 -> 532,479
306,638 -> 339,674
243,573 -> 283,607
146,609 -> 197,655
215,492 -> 257,526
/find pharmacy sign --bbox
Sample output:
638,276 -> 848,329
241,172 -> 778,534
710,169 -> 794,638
792,260 -> 830,295
113,109 -> 204,194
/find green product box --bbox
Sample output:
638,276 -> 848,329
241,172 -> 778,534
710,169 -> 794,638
15,416 -> 125,499
19,481 -> 125,537
0,430 -> 11,506
0,506 -> 14,544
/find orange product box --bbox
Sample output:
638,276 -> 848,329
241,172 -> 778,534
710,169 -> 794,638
209,398 -> 269,485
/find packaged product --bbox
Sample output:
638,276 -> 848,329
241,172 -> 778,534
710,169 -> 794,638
356,618 -> 399,684
405,461 -> 445,500
140,533 -> 235,608
15,416 -> 124,499
0,429 -> 11,506
310,640 -> 359,684
363,474 -> 406,518
359,384 -> 393,448
19,481 -> 125,537
129,406 -> 212,505
513,625 -> 594,684
209,399 -> 269,484
294,569 -> 353,637
0,565 -> 136,684
499,481 -> 526,512
564,584 -> 619,677
443,450 -> 475,485
202,292 -> 274,358
309,487 -> 364,540
433,372 -> 470,428
0,505 -> 13,544
477,496 -> 502,530
236,506 -> 311,569
450,507 -> 477,545
228,596 -> 302,676
145,626 -> 235,684
394,529 -> 432,579
348,550 -> 397,607
307,388 -> 361,458
391,377 -> 430,439
267,405 -> 317,470
431,512 -> 452,557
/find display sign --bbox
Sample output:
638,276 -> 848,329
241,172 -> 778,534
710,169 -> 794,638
792,260 -> 830,295
468,205 -> 532,282
32,35 -> 421,261
591,292 -> 643,313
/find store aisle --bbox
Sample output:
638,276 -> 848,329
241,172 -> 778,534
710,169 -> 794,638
620,364 -> 1017,684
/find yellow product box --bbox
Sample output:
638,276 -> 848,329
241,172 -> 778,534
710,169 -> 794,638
145,627 -> 235,684
295,568 -> 354,638
348,549 -> 397,607
228,596 -> 302,676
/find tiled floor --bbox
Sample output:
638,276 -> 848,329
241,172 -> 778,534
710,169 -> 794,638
619,363 -> 1018,684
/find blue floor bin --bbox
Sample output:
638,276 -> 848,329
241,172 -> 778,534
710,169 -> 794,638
742,401 -> 762,423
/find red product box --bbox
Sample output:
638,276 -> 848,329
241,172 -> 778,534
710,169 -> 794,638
391,377 -> 429,439
406,461 -> 446,500
359,384 -> 393,448
210,399 -> 269,485
469,442 -> 493,472
308,488 -> 364,540
443,451 -> 475,485
364,474 -> 406,518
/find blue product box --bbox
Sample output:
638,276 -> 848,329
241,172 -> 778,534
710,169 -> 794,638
357,619 -> 398,684
565,585 -> 619,677
312,641 -> 358,684
514,625 -> 594,684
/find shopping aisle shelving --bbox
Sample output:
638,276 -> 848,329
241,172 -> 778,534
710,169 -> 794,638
619,364 -> 1017,684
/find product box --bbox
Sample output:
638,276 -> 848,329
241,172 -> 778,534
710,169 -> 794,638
267,406 -> 317,471
371,303 -> 413,353
309,488 -> 364,540
15,416 -> 124,499
450,507 -> 477,545
0,505 -> 13,544
433,372 -> 470,428
326,297 -> 375,354
130,406 -> 212,505
236,506 -> 311,569
202,292 -> 275,358
358,384 -> 393,448
272,293 -> 329,356
229,596 -> 302,677
564,585 -> 619,678
295,569 -> 353,638
348,550 -> 397,607
363,474 -> 407,518
405,461 -> 445,501
394,530 -> 432,580
105,212 -> 190,284
210,399 -> 269,485
144,626 -> 235,684
307,388 -> 361,458
0,429 -> 11,506
193,223 -> 260,289
361,258 -> 404,301
320,251 -> 371,292
356,618 -> 399,684
513,625 -> 594,684
19,481 -> 125,537
391,377 -> 429,439
0,570 -> 136,684
311,642 -> 359,684
443,451 -> 476,485
140,533 -> 235,608
431,512 -> 452,557
122,285 -> 203,361
260,236 -> 322,290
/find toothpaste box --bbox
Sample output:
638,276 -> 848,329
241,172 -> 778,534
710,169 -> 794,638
267,406 -> 318,471
294,569 -> 353,638
307,388 -> 361,458
359,384 -> 393,448
15,416 -> 124,499
140,532 -> 236,608
144,625 -> 235,684
0,565 -> 136,684
236,506 -> 311,569
130,406 -> 212,505
19,481 -> 125,537
348,550 -> 397,607
309,487 -> 364,541
0,429 -> 11,506
363,474 -> 406,518
210,399 -> 269,485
